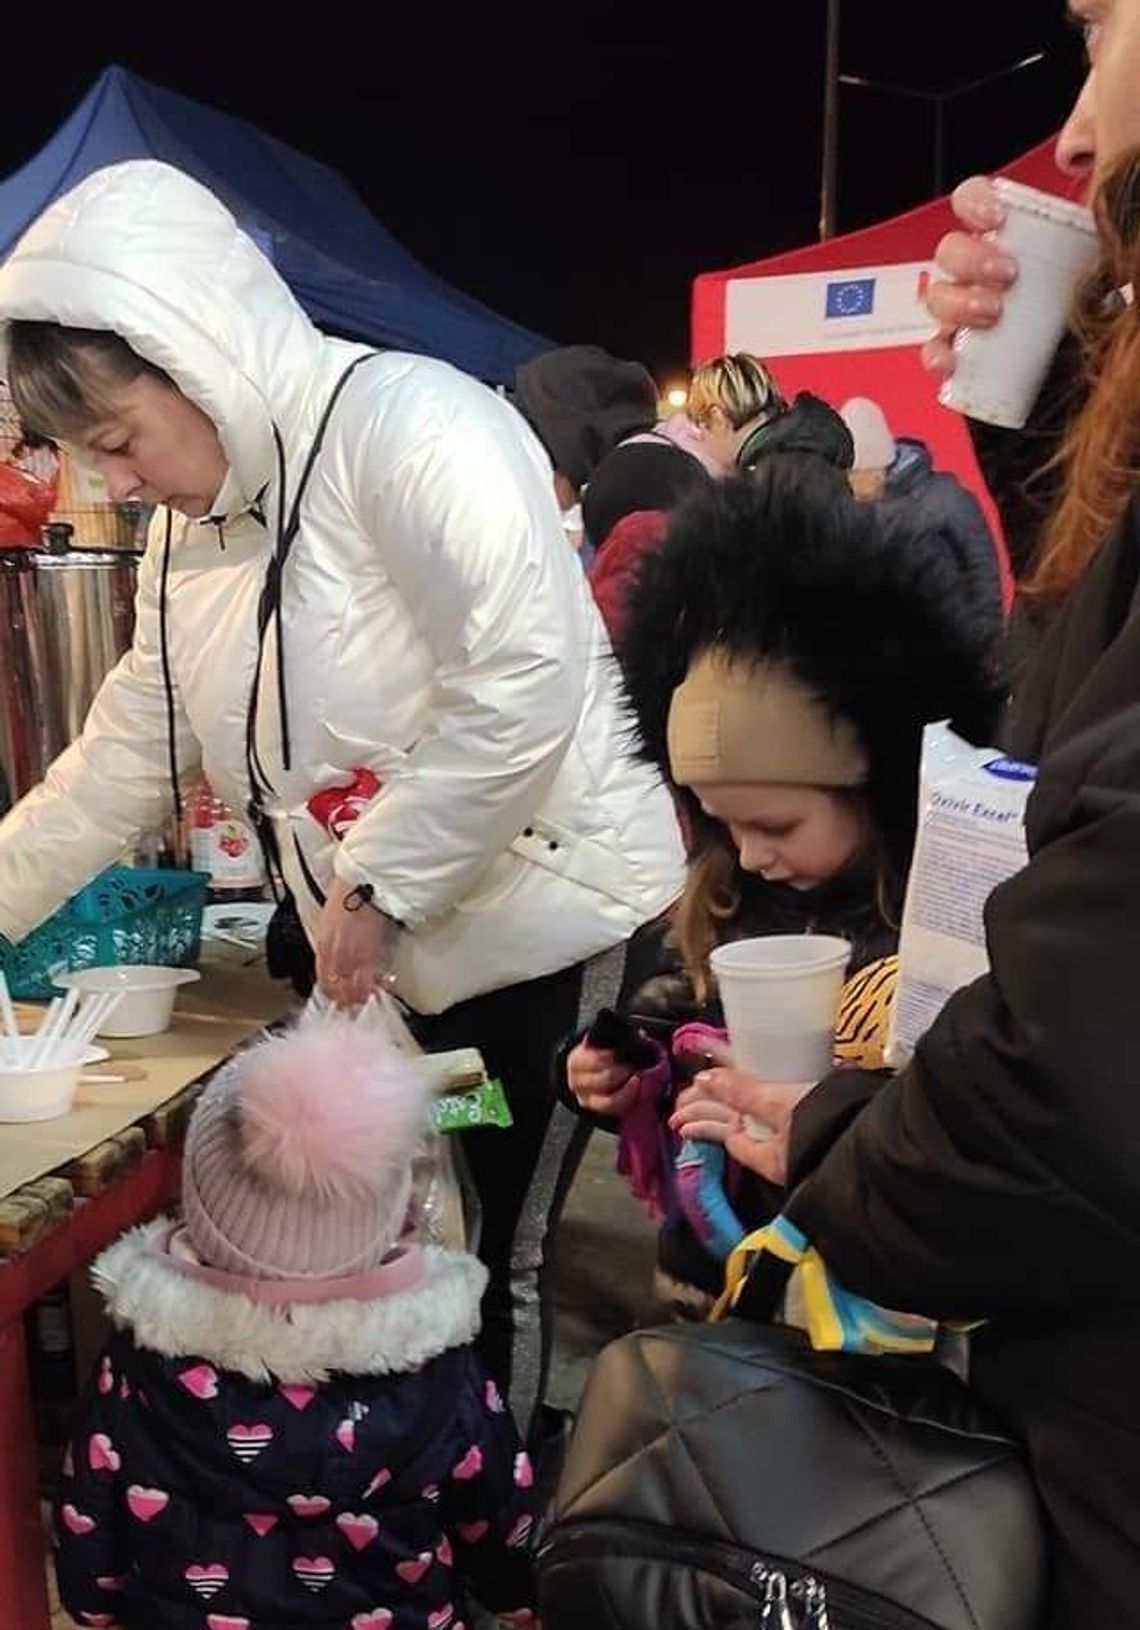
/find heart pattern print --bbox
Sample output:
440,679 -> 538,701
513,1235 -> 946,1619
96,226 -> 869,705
227,1423 -> 273,1463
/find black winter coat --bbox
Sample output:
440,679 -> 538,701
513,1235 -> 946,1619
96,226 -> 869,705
54,1224 -> 537,1630
780,500 -> 1140,1628
882,437 -> 1003,640
965,336 -> 1086,686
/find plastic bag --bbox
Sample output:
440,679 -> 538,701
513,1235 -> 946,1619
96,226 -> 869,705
303,988 -> 482,1252
886,723 -> 1035,1069
0,460 -> 57,548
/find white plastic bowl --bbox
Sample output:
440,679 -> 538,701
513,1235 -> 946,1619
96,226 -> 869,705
53,965 -> 201,1038
0,1038 -> 105,1122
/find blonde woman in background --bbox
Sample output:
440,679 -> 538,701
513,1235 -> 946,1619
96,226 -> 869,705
584,354 -> 856,637
680,352 -> 789,476
580,352 -> 786,551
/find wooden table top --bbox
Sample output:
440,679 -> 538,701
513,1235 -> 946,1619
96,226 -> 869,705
3,966 -> 295,1201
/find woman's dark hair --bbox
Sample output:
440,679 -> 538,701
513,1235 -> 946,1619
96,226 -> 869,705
5,322 -> 172,443
582,443 -> 712,552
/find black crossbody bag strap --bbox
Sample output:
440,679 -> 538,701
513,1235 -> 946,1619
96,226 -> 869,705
243,350 -> 383,895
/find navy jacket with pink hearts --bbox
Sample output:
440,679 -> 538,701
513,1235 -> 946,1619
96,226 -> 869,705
54,1221 -> 537,1630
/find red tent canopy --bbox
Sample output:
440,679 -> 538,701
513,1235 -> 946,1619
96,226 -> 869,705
691,139 -> 1081,601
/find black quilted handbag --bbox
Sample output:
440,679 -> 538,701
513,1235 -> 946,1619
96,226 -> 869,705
537,1320 -> 1046,1629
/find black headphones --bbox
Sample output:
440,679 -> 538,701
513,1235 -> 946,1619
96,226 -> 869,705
734,402 -> 792,471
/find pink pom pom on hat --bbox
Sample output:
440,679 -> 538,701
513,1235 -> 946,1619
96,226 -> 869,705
181,1009 -> 430,1287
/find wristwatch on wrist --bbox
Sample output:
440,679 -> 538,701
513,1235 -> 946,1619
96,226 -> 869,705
342,882 -> 376,913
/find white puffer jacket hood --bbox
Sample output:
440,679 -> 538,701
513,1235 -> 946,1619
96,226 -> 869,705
0,161 -> 317,518
0,163 -> 683,1012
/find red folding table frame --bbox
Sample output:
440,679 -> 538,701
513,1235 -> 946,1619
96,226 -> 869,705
0,1148 -> 181,1630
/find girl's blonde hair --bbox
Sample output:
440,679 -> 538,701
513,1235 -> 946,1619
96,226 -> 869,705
1029,153 -> 1140,610
5,322 -> 171,443
671,823 -> 741,1005
687,352 -> 785,431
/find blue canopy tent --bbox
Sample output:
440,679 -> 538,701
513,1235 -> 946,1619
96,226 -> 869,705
0,66 -> 547,383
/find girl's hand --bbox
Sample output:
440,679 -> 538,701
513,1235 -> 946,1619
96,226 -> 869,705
566,1041 -> 639,1117
671,1069 -> 815,1185
670,1079 -> 743,1143
922,176 -> 1019,379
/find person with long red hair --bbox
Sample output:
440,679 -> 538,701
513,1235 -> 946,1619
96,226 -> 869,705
688,7 -> 1140,1622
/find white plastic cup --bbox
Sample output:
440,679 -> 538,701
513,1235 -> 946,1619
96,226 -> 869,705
710,934 -> 851,1098
939,178 -> 1099,431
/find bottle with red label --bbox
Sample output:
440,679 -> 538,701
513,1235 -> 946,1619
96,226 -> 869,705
186,780 -> 266,904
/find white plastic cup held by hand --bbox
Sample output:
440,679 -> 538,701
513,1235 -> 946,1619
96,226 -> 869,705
939,179 -> 1099,430
709,935 -> 852,1136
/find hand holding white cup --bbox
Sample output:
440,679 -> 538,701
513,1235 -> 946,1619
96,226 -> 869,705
923,178 -> 1021,377
927,176 -> 1098,430
707,935 -> 851,1139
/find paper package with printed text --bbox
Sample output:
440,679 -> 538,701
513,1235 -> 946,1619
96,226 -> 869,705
886,724 -> 1035,1069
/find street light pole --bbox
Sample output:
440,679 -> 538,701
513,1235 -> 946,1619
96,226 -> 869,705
820,0 -> 841,240
838,50 -> 1046,204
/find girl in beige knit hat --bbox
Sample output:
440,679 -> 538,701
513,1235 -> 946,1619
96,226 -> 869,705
561,458 -> 1003,1315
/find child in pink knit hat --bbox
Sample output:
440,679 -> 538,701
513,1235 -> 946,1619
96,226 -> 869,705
54,1009 -> 539,1630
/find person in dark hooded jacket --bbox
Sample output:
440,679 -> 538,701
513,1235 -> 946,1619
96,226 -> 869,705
512,343 -> 660,551
840,397 -> 1004,643
735,390 -> 854,475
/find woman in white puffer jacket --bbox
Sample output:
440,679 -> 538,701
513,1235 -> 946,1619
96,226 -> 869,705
0,161 -> 684,1446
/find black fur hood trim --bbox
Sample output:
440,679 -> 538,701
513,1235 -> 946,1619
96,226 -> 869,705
618,459 -> 1006,868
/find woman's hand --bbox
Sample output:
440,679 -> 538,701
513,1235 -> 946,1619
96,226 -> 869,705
566,1041 -> 640,1117
671,1069 -> 815,1185
314,877 -> 400,1008
923,177 -> 1019,379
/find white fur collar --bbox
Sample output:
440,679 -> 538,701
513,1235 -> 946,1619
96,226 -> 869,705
93,1218 -> 487,1384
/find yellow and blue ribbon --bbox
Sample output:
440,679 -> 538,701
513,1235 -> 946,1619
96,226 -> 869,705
714,1215 -> 939,1355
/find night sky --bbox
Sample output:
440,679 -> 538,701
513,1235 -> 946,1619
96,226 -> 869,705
0,4 -> 1086,382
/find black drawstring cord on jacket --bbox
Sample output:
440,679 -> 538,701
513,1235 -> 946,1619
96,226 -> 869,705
158,508 -> 183,829
243,428 -> 293,814
242,352 -> 381,891
251,355 -> 381,785
271,422 -> 292,772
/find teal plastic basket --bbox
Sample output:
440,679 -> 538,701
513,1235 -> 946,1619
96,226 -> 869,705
0,866 -> 210,1000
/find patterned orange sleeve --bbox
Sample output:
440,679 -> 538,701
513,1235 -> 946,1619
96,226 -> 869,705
833,956 -> 899,1071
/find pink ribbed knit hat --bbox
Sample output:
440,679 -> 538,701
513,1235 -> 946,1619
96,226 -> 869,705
181,1010 -> 429,1285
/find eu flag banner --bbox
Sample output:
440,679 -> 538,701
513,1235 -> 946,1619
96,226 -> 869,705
724,261 -> 935,357
825,278 -> 876,319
